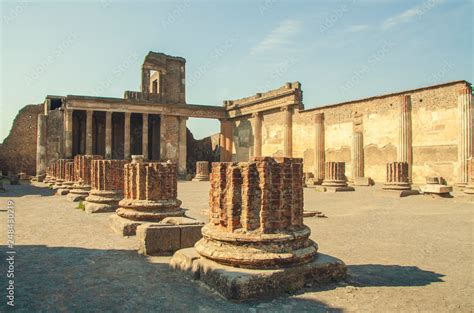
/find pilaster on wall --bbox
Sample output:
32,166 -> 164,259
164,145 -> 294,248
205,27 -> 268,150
64,110 -> 73,158
457,85 -> 473,185
36,115 -> 47,176
313,113 -> 325,182
352,113 -> 364,179
398,95 -> 413,181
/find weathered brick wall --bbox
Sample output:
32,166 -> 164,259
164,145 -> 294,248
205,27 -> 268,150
0,104 -> 43,175
209,157 -> 303,234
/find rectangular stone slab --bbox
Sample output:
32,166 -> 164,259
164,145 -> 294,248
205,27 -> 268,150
420,184 -> 453,194
170,248 -> 346,300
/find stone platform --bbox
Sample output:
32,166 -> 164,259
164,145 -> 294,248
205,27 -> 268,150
170,248 -> 346,300
420,184 -> 453,196
315,186 -> 355,192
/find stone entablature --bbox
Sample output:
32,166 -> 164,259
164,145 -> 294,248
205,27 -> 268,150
196,157 -> 316,269
225,82 -> 303,119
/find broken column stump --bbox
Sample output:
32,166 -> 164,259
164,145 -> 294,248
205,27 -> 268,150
67,155 -> 103,202
192,161 -> 210,181
420,176 -> 453,197
84,159 -> 126,214
56,161 -> 75,195
383,162 -> 419,197
171,157 -> 346,300
52,159 -> 73,190
109,156 -> 186,236
316,162 -> 354,192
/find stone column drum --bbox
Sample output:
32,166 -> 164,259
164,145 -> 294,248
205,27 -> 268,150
322,162 -> 348,187
47,163 -> 58,186
53,159 -> 73,190
172,157 -> 346,300
68,155 -> 103,201
57,162 -> 75,195
84,160 -> 126,213
383,162 -> 411,190
192,161 -> 210,181
110,157 -> 185,236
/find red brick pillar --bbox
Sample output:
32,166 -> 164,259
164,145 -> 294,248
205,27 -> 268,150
116,159 -> 184,221
85,159 -> 126,213
68,155 -> 103,201
196,157 -> 316,269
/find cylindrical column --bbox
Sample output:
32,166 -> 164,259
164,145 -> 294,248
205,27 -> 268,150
64,109 -> 73,158
124,112 -> 131,159
322,162 -> 347,187
314,113 -> 325,183
84,159 -> 126,213
282,106 -> 293,157
105,112 -> 112,159
195,157 -> 317,269
219,120 -> 233,162
142,113 -> 149,160
178,116 -> 187,176
457,85 -> 473,186
193,161 -> 210,181
253,112 -> 262,157
36,114 -> 47,177
116,161 -> 184,221
398,95 -> 412,181
383,162 -> 410,190
352,132 -> 364,178
86,110 -> 93,155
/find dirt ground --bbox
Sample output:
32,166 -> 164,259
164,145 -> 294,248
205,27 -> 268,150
0,180 -> 473,312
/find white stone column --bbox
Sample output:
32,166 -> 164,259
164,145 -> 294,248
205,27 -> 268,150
178,116 -> 188,176
124,112 -> 131,159
142,113 -> 149,160
64,109 -> 73,158
352,132 -> 364,178
105,112 -> 112,159
282,106 -> 293,157
253,112 -> 262,157
86,110 -> 93,155
314,113 -> 325,183
458,85 -> 473,185
398,95 -> 412,181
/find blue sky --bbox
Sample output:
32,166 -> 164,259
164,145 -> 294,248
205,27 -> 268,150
0,0 -> 472,140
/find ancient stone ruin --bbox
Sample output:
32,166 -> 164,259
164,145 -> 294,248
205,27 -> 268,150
318,161 -> 354,192
56,161 -> 74,195
109,155 -> 185,236
171,157 -> 346,300
52,159 -> 73,190
192,161 -> 210,181
84,159 -> 126,213
383,162 -> 419,197
464,158 -> 474,194
67,155 -> 103,202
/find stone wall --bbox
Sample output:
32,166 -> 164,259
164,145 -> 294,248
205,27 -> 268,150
233,81 -> 471,184
0,104 -> 43,175
186,129 -> 219,175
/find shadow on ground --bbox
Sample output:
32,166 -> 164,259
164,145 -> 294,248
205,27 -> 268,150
347,264 -> 445,287
0,245 -> 343,312
0,181 -> 55,198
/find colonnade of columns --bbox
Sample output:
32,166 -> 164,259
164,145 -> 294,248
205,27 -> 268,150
63,110 -> 187,175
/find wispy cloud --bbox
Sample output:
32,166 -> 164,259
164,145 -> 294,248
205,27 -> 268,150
347,24 -> 370,33
250,19 -> 301,55
382,0 -> 443,29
